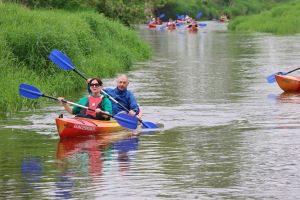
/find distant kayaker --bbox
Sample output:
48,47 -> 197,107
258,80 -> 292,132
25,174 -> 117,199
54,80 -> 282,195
187,19 -> 198,28
167,18 -> 176,29
58,78 -> 112,120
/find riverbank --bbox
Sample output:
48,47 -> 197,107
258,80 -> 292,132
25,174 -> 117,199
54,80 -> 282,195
228,0 -> 300,35
0,4 -> 151,115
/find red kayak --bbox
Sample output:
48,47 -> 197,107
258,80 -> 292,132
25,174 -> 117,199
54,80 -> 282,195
275,74 -> 300,92
56,117 -> 124,138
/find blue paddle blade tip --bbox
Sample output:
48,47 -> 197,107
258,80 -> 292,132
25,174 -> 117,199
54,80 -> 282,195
19,83 -> 43,99
266,75 -> 276,83
141,121 -> 159,129
49,49 -> 74,70
266,72 -> 285,83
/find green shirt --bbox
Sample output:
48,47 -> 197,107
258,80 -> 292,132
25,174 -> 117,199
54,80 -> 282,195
72,95 -> 112,120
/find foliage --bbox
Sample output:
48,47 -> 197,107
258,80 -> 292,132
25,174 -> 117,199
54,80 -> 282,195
2,0 -> 169,26
95,0 -> 145,26
158,0 -> 293,20
1,0 -> 97,10
228,0 -> 300,35
0,3 -> 151,113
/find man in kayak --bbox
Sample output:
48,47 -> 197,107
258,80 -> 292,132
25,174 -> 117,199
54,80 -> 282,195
58,78 -> 112,120
104,74 -> 140,117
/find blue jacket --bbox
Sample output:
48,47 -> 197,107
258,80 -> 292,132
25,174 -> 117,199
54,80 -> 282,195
103,87 -> 139,116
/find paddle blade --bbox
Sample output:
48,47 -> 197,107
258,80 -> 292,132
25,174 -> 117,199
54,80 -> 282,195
141,120 -> 159,129
266,72 -> 285,83
114,113 -> 138,130
19,84 -> 43,99
196,12 -> 203,19
199,23 -> 207,27
49,49 -> 74,70
159,13 -> 165,19
178,15 -> 184,20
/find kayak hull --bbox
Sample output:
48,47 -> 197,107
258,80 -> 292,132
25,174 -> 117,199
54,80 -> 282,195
56,117 -> 124,138
275,74 -> 300,92
148,24 -> 164,29
188,26 -> 198,32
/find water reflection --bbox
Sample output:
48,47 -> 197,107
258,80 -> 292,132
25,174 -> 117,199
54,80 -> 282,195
267,92 -> 300,105
113,136 -> 139,175
55,171 -> 73,199
21,157 -> 43,191
276,92 -> 300,104
56,132 -> 140,179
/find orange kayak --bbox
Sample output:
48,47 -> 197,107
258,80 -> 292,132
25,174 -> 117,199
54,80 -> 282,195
56,117 -> 124,138
275,74 -> 300,92
167,25 -> 176,31
188,25 -> 198,32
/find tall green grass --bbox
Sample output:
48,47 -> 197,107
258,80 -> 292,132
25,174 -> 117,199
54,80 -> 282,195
0,3 -> 151,114
228,1 -> 300,35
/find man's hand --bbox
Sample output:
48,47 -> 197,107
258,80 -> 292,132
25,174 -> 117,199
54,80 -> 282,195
128,110 -> 136,116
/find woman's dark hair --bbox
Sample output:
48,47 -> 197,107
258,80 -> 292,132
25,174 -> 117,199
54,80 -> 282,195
88,78 -> 103,86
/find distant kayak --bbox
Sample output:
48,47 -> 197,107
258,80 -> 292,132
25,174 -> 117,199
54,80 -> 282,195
148,24 -> 164,28
56,117 -> 124,138
187,25 -> 198,32
148,23 -> 157,28
167,25 -> 176,31
275,74 -> 300,92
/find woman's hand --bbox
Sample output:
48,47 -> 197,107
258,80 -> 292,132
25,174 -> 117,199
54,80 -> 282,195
96,108 -> 110,118
57,97 -> 67,105
95,108 -> 102,114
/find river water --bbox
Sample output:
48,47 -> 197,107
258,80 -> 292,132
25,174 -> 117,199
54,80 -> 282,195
1,21 -> 300,199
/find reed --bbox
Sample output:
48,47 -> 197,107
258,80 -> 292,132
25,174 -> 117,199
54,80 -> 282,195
228,1 -> 300,35
0,4 -> 151,114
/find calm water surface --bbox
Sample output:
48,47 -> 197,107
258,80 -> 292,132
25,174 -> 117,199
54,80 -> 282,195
1,21 -> 300,199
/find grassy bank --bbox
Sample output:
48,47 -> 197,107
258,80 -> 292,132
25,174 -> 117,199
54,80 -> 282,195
0,3 -> 151,115
158,0 -> 288,21
228,1 -> 300,35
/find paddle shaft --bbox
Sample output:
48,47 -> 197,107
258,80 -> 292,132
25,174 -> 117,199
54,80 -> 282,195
43,93 -> 113,118
73,68 -> 88,80
286,67 -> 300,75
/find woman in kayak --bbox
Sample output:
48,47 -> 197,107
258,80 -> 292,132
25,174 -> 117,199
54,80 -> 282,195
58,78 -> 112,120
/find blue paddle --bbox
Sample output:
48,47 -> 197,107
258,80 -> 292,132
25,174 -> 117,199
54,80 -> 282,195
196,12 -> 203,19
49,49 -> 159,129
19,83 -> 138,130
266,67 -> 300,83
178,15 -> 184,20
159,13 -> 165,19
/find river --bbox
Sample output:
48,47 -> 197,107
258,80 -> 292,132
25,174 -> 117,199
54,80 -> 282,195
1,21 -> 300,199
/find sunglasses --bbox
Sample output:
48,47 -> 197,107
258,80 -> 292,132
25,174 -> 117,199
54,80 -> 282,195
90,83 -> 100,87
